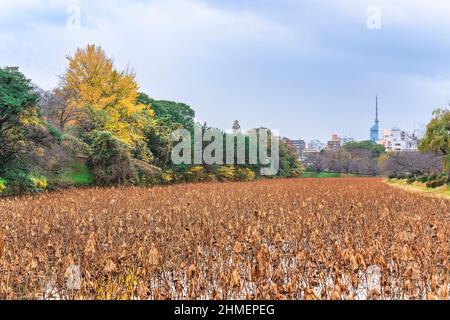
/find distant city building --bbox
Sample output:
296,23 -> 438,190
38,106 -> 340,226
290,139 -> 306,154
284,138 -> 305,157
342,136 -> 355,145
378,129 -> 392,150
286,138 -> 324,161
391,127 -> 404,151
327,134 -> 341,150
405,138 -> 419,151
378,127 -> 419,151
370,96 -> 380,143
308,139 -> 326,151
232,120 -> 241,134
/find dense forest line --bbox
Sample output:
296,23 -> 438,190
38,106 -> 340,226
0,45 -> 303,195
305,141 -> 443,177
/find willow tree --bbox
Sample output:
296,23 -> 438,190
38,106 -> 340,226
419,108 -> 450,172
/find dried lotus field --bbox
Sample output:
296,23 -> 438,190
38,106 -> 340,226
0,178 -> 449,300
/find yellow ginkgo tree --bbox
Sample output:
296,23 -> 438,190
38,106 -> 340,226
58,44 -> 155,146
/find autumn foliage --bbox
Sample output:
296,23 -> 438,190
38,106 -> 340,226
0,178 -> 448,300
57,44 -> 154,145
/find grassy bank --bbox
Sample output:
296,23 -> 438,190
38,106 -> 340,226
50,162 -> 95,187
301,172 -> 358,178
386,178 -> 450,198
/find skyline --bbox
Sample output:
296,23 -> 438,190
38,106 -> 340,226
1,0 -> 449,141
256,95 -> 420,144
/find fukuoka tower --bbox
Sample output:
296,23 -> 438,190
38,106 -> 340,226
370,96 -> 380,143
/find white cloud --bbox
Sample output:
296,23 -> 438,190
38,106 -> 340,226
0,0 -> 449,140
326,0 -> 450,28
0,0 -> 297,90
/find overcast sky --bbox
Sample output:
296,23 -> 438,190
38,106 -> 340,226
1,0 -> 450,141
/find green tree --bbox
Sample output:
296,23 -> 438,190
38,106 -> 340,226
419,108 -> 450,172
85,130 -> 135,185
137,93 -> 196,168
138,93 -> 195,130
0,67 -> 49,170
143,124 -> 172,168
278,138 -> 305,178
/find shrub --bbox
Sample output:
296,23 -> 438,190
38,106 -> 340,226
0,178 -> 6,194
437,172 -> 447,179
235,167 -> 256,181
419,175 -> 429,183
184,166 -> 206,182
86,131 -> 136,185
287,166 -> 305,178
160,170 -> 175,184
132,141 -> 153,164
3,169 -> 46,194
214,166 -> 236,182
426,178 -> 447,189
131,159 -> 162,185
30,175 -> 48,190
4,170 -> 34,193
395,173 -> 407,180
180,166 -> 216,183
47,124 -> 63,144
62,135 -> 91,156
407,177 -> 416,185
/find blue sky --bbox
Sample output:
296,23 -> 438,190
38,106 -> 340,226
1,0 -> 450,142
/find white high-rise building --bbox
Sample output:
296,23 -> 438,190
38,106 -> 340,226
378,127 -> 419,151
